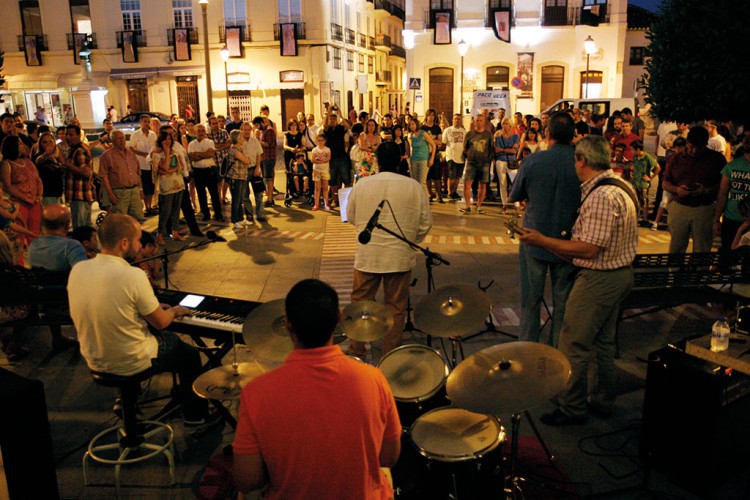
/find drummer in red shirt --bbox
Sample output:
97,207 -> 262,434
233,279 -> 401,499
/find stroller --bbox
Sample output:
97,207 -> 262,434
284,153 -> 315,207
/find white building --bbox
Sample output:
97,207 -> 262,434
0,0 -> 406,130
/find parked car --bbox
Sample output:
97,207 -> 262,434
540,98 -> 636,118
114,112 -> 171,131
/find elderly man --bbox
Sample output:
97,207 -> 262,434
188,124 -> 224,222
520,135 -> 639,425
129,115 -> 157,215
99,130 -> 143,219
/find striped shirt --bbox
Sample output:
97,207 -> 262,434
572,170 -> 638,270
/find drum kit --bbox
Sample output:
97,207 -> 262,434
192,284 -> 572,498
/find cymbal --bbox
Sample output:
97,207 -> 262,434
193,362 -> 270,400
242,299 -> 294,362
446,342 -> 571,415
414,285 -> 491,338
340,301 -> 394,342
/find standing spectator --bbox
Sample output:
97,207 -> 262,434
34,106 -> 47,124
255,116 -> 278,207
259,104 -> 277,134
663,126 -> 726,253
225,106 -> 244,133
493,118 -> 520,213
187,124 -> 224,222
99,130 -> 143,219
421,109 -> 443,203
206,115 -> 231,205
33,132 -> 66,206
357,119 -> 381,179
1,136 -> 43,241
706,119 -> 729,157
311,135 -> 331,211
306,114 -> 320,138
621,108 -> 645,140
184,103 -> 195,120
442,114 -> 466,200
283,119 -> 304,169
509,112 -> 580,345
240,122 -> 265,223
714,128 -> 750,250
611,119 -> 639,161
604,115 -> 622,143
379,113 -> 395,142
407,117 -> 435,198
323,110 -> 350,205
225,130 -> 253,229
151,131 -> 186,244
392,125 -> 410,177
630,140 -> 660,220
571,108 -> 590,140
460,114 -> 493,215
129,115 -> 157,215
109,105 -> 119,123
64,128 -> 95,229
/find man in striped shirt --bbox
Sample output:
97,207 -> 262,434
519,135 -> 638,425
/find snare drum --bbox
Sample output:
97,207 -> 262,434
410,407 -> 506,499
378,344 -> 449,428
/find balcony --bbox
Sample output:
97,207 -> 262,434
375,33 -> 392,49
16,34 -> 48,52
66,33 -> 97,50
390,44 -> 406,59
167,27 -> 199,45
376,70 -> 392,86
374,0 -> 405,22
358,33 -> 367,48
345,28 -> 355,45
219,23 -> 252,43
331,23 -> 343,41
542,3 -> 610,26
116,30 -> 147,48
273,22 -> 306,40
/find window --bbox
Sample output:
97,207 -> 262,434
368,55 -> 374,74
69,0 -> 91,34
346,50 -> 354,71
428,0 -> 454,29
333,47 -> 342,69
20,1 -> 43,35
223,0 -> 246,24
580,70 -> 603,98
344,3 -> 350,29
358,53 -> 364,73
173,0 -> 193,28
121,0 -> 141,31
279,0 -> 301,21
543,0 -> 568,26
486,65 -> 510,90
330,0 -> 340,24
486,0 -> 512,28
629,46 -> 645,65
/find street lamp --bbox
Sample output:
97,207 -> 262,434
458,39 -> 468,115
583,35 -> 597,99
220,46 -> 230,116
199,0 -> 213,113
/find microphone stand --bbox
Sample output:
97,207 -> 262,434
131,237 -> 221,289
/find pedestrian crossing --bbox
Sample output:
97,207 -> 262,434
317,216 -> 357,306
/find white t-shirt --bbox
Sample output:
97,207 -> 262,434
655,121 -> 677,157
241,136 -> 262,166
68,254 -> 160,376
188,137 -> 217,168
129,128 -> 157,171
347,172 -> 433,273
708,134 -> 727,155
312,146 -> 331,173
442,126 -> 466,163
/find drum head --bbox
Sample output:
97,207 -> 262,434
378,345 -> 448,402
411,407 -> 504,462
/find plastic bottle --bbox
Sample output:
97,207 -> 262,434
710,316 -> 730,352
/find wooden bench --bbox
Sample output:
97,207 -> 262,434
0,268 -> 72,328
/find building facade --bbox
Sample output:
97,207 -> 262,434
0,0 -> 406,130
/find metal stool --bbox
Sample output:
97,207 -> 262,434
83,368 -> 175,497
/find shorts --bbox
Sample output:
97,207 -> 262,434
329,157 -> 352,187
463,161 -> 490,184
140,170 -> 155,195
448,160 -> 464,180
262,159 -> 276,180
313,169 -> 331,182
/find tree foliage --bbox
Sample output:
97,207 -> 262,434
644,0 -> 750,123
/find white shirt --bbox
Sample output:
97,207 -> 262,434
443,126 -> 466,163
708,134 -> 727,154
240,136 -> 262,166
188,137 -> 217,168
110,108 -> 119,122
656,121 -> 677,157
68,254 -> 160,376
172,141 -> 191,176
347,172 -> 433,273
129,128 -> 157,171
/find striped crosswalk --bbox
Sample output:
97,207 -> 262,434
317,216 -> 357,306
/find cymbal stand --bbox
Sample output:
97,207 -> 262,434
461,280 -> 518,342
403,278 -> 422,333
505,411 -> 559,499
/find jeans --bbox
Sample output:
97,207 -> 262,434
151,332 -> 207,421
410,160 -> 429,197
518,244 -> 573,346
157,191 -> 183,236
193,167 -> 222,218
230,178 -> 253,223
70,200 -> 92,229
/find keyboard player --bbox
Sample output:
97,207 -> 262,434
68,214 -> 220,429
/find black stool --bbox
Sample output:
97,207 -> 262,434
83,368 -> 175,497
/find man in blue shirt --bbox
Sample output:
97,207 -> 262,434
509,113 -> 580,345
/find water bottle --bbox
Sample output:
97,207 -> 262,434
710,316 -> 730,352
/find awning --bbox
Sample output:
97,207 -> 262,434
5,73 -> 60,90
58,71 -> 109,89
157,65 -> 204,77
109,65 -> 204,80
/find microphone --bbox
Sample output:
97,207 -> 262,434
358,200 -> 386,244
206,230 -> 227,242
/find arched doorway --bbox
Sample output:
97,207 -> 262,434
540,65 -> 564,111
428,67 -> 454,119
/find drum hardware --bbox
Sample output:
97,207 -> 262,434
242,299 -> 294,362
403,278 -> 423,335
460,280 -> 518,344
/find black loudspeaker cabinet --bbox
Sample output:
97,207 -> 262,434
0,368 -> 59,499
641,345 -> 750,493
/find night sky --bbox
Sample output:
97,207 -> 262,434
629,0 -> 661,12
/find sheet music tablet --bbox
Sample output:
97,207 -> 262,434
179,294 -> 205,308
338,187 -> 352,223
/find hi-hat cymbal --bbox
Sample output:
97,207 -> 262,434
193,362 -> 270,400
242,299 -> 293,362
446,342 -> 571,415
414,285 -> 491,338
340,301 -> 394,342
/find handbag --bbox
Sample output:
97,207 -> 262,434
249,174 -> 266,193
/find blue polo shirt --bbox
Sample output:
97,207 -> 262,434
29,235 -> 87,271
509,144 -> 581,262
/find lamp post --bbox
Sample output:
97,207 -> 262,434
220,46 -> 230,116
199,0 -> 213,112
583,35 -> 596,99
458,39 -> 468,115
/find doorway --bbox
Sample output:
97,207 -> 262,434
428,67 -> 454,119
280,88 -> 304,131
228,91 -> 253,122
176,76 -> 199,120
127,79 -> 149,112
540,66 -> 564,112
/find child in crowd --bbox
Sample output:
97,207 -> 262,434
652,136 -> 687,230
69,225 -> 100,259
289,152 -> 310,197
610,143 -> 630,179
631,140 -> 660,221
136,231 -> 162,289
311,135 -> 331,211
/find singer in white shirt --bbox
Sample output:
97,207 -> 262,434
346,142 -> 432,357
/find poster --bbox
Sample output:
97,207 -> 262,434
492,9 -> 511,43
470,90 -> 511,120
121,30 -> 138,63
225,27 -> 242,57
433,11 -> 452,45
280,23 -> 297,57
517,52 -> 534,98
73,33 -> 87,65
173,28 -> 191,61
24,36 -> 41,67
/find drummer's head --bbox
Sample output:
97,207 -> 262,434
285,279 -> 341,348
375,141 -> 400,173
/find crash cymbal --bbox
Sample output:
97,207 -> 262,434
340,300 -> 394,342
414,285 -> 491,338
446,342 -> 571,415
193,361 -> 270,400
242,299 -> 294,362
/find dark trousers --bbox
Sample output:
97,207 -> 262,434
152,332 -> 207,421
193,167 -> 222,218
179,180 -> 202,234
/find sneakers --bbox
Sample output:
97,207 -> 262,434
459,207 -> 472,214
476,208 -> 485,214
438,197 -> 445,204
650,222 -> 658,231
233,222 -> 244,230
450,192 -> 461,200
184,412 -> 223,430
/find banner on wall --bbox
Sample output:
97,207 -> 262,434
173,28 -> 191,61
491,9 -> 511,43
280,23 -> 298,57
470,90 -> 511,119
517,52 -> 534,98
433,10 -> 452,45
24,36 -> 41,66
